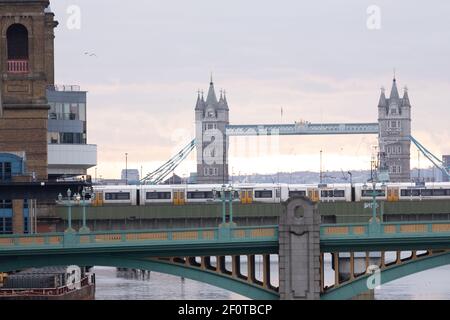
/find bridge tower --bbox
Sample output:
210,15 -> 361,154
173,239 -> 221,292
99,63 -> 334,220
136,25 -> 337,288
0,0 -> 58,180
195,78 -> 229,184
378,78 -> 411,182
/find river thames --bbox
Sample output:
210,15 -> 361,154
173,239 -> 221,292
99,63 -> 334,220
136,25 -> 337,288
93,260 -> 450,300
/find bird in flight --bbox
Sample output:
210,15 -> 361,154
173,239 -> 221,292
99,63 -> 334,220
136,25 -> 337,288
84,52 -> 98,57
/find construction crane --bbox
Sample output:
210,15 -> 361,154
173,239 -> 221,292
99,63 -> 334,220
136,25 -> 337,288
140,139 -> 196,185
410,136 -> 450,179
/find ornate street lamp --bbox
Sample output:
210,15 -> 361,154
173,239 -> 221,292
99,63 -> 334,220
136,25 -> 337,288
64,188 -> 75,233
213,185 -> 227,224
79,188 -> 90,233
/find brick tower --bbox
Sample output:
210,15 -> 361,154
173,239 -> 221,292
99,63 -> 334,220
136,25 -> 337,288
0,0 -> 58,180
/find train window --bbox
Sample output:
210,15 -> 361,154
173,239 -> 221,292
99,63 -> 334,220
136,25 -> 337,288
105,192 -> 130,200
255,190 -> 273,198
334,190 -> 345,197
187,191 -> 214,199
276,188 -> 281,198
402,189 -> 421,197
146,192 -> 171,200
431,189 -> 447,196
217,191 -> 240,199
289,191 -> 306,197
361,190 -> 386,197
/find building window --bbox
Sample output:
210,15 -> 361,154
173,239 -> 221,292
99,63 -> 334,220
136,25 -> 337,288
7,24 -> 29,60
387,145 -> 402,155
0,162 -> 12,181
388,120 -> 401,129
0,217 -> 13,235
389,165 -> 402,174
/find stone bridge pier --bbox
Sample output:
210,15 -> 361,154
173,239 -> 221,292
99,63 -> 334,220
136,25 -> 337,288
279,197 -> 321,300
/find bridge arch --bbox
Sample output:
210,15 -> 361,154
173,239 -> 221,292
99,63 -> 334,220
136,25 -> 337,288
0,253 -> 279,300
321,251 -> 450,300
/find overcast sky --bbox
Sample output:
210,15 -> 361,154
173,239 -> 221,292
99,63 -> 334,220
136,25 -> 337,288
50,0 -> 450,179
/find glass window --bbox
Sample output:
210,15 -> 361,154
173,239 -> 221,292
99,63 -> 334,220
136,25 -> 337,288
105,192 -> 130,200
4,162 -> 12,180
48,132 -> 59,144
276,188 -> 281,198
289,190 -> 306,197
334,190 -> 345,197
255,190 -> 273,198
63,103 -> 71,120
79,103 -> 86,121
55,103 -> 63,119
146,192 -> 171,200
361,190 -> 386,197
432,189 -> 446,196
70,104 -> 78,120
187,191 -> 214,199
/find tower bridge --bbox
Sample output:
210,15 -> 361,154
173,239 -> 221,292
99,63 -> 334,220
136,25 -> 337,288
194,77 -> 411,184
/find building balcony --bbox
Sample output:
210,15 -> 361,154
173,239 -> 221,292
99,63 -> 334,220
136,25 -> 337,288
48,144 -> 97,177
7,60 -> 29,74
47,84 -> 81,92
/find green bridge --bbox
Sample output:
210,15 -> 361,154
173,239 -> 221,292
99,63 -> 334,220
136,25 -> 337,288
2,198 -> 450,300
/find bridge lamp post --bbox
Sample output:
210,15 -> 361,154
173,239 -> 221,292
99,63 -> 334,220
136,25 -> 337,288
59,189 -> 75,233
227,185 -> 236,224
363,181 -> 385,226
213,185 -> 227,224
79,188 -> 91,233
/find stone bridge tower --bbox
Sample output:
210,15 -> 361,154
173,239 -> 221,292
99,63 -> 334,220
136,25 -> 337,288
378,78 -> 411,182
0,0 -> 58,180
195,78 -> 229,184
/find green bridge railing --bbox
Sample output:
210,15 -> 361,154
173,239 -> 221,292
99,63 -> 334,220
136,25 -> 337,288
321,220 -> 450,239
0,225 -> 279,251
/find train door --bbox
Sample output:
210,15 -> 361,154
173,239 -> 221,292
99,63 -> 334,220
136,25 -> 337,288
308,188 -> 319,202
387,187 -> 399,202
240,188 -> 253,204
93,192 -> 103,206
173,189 -> 185,206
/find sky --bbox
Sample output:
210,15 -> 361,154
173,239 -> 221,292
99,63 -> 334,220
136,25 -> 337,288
50,0 -> 450,179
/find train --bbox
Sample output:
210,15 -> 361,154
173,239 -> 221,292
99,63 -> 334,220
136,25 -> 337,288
88,182 -> 450,206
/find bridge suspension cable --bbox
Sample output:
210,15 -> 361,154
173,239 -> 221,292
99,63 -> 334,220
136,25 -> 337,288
410,135 -> 450,179
140,139 -> 196,185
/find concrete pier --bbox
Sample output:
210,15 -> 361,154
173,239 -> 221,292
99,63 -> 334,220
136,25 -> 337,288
278,197 -> 321,300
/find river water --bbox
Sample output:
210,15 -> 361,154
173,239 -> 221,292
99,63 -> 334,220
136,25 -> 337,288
93,255 -> 450,300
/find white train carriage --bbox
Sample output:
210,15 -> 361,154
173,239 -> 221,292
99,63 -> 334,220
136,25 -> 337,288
287,184 -> 320,202
140,185 -> 174,205
318,183 -> 352,202
236,183 -> 287,204
398,182 -> 450,201
354,183 -> 388,202
101,185 -> 138,205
